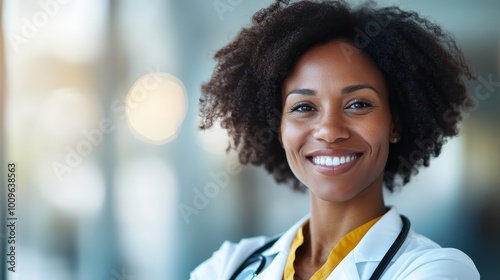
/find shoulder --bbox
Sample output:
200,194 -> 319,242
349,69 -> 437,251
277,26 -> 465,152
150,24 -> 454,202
190,214 -> 309,279
190,236 -> 269,280
393,231 -> 480,279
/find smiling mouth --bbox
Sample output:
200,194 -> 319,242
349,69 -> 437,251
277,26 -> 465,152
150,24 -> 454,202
309,154 -> 362,167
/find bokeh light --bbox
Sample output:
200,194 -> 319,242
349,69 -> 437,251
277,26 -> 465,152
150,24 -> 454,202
126,72 -> 187,144
35,160 -> 106,217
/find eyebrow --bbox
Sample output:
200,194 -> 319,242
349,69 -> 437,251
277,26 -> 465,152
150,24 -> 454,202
286,88 -> 317,97
285,84 -> 379,98
341,84 -> 379,95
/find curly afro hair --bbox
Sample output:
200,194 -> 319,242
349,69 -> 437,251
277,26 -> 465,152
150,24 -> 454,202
199,0 -> 474,192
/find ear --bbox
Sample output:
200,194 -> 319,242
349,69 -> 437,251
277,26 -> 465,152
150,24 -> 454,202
390,118 -> 400,143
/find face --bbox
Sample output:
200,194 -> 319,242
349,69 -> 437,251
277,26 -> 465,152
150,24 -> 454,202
280,40 -> 397,203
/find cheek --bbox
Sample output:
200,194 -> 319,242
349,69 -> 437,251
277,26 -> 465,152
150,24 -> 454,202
352,117 -> 391,148
364,111 -> 392,137
280,120 -> 306,148
365,125 -> 389,144
355,118 -> 392,158
280,120 -> 309,169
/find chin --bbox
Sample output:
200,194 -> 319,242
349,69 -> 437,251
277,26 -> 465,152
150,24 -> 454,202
309,182 -> 363,203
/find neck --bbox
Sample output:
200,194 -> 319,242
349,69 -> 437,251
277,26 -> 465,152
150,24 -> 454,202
304,179 -> 387,265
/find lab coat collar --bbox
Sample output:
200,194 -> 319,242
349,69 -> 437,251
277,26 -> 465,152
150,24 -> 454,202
258,206 -> 404,277
264,207 -> 402,259
326,207 -> 404,279
265,213 -> 311,256
254,213 -> 310,279
352,206 -> 404,262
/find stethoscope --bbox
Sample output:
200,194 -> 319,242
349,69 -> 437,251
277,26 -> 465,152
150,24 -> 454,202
229,215 -> 410,280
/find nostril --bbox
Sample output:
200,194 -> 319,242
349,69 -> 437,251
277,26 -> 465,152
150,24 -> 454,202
313,123 -> 350,143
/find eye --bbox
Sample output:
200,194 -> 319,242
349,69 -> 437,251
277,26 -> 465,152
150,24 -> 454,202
346,99 -> 372,110
290,103 -> 315,112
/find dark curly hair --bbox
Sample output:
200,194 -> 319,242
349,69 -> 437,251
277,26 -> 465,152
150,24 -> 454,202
199,0 -> 474,192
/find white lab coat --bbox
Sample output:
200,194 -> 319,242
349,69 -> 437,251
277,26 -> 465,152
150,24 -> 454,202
191,207 -> 480,279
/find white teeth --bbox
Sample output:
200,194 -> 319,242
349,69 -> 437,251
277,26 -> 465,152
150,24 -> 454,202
312,155 -> 358,167
332,157 -> 340,165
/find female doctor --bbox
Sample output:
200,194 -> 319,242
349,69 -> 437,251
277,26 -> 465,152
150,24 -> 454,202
193,0 -> 480,279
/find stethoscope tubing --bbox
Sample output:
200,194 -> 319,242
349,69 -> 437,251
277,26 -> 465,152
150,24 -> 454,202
229,215 -> 411,280
369,215 -> 410,280
229,236 -> 279,280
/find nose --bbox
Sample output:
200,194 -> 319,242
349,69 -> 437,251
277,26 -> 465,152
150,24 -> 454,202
312,109 -> 350,143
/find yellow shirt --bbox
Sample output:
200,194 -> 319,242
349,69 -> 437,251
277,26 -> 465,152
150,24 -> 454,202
283,216 -> 382,280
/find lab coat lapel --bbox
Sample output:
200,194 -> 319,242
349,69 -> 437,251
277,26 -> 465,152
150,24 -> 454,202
252,208 -> 402,279
326,254 -> 361,280
329,207 -> 403,280
352,207 -> 403,263
254,252 -> 287,279
353,207 -> 405,279
327,207 -> 403,279
255,214 -> 310,279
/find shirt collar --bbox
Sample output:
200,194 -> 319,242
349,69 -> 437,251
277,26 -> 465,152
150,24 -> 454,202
261,206 -> 404,264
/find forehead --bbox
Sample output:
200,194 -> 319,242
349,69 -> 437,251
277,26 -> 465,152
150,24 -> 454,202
283,40 -> 386,93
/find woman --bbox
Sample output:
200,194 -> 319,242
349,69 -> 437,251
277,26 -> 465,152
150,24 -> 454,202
192,0 -> 480,279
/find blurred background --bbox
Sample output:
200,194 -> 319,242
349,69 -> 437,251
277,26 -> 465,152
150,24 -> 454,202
0,0 -> 499,279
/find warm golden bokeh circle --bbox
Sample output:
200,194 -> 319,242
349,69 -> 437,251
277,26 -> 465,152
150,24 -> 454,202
126,72 -> 187,144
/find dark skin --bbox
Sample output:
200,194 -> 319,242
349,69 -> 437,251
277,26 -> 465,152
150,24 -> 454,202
280,40 -> 398,279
